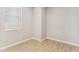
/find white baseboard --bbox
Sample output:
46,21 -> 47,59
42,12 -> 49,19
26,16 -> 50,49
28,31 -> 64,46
46,37 -> 79,47
0,37 -> 79,51
0,37 -> 46,51
32,37 -> 46,42
0,38 -> 32,50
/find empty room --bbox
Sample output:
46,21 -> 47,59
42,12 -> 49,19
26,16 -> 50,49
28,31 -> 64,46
0,7 -> 79,52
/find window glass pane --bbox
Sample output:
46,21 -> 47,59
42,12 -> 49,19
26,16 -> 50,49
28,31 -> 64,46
4,8 -> 22,31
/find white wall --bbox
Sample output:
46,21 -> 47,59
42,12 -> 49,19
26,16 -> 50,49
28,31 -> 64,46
41,8 -> 46,39
0,7 -> 46,47
0,8 -> 6,47
0,7 -> 32,47
32,7 -> 42,39
47,7 -> 79,45
0,7 -> 79,47
32,7 -> 46,40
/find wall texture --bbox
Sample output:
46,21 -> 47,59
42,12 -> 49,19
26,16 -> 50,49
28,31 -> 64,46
0,7 -> 79,48
47,7 -> 79,45
32,7 -> 46,40
0,7 -> 33,47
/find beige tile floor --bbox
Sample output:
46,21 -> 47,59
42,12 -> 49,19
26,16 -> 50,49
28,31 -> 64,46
3,39 -> 79,52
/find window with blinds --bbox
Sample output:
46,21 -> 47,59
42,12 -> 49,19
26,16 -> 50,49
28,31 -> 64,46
3,8 -> 22,31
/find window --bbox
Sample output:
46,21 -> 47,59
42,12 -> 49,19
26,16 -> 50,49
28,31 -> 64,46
4,8 -> 22,31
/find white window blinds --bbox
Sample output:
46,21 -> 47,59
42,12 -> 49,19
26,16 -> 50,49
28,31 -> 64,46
3,8 -> 22,31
